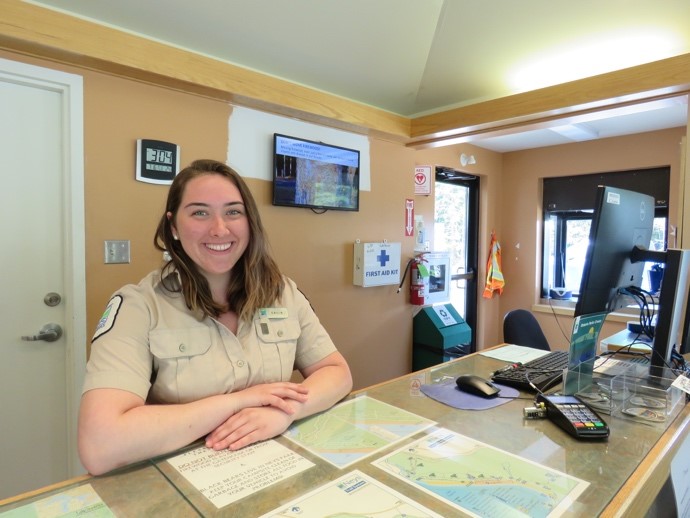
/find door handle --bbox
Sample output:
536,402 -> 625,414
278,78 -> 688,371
21,323 -> 63,342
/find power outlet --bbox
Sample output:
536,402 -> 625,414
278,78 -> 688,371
104,240 -> 131,264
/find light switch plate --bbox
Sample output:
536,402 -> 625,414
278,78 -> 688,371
104,240 -> 131,264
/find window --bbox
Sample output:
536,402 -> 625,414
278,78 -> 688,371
542,167 -> 670,301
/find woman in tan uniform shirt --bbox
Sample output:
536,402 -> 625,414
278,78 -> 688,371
78,159 -> 353,475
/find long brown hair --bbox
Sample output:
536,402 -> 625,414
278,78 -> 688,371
154,159 -> 283,322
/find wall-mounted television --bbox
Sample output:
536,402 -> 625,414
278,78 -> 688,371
272,133 -> 360,212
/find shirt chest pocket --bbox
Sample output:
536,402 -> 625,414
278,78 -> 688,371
149,328 -> 216,403
150,328 -> 212,358
255,318 -> 301,381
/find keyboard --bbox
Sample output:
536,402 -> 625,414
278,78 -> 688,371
491,351 -> 651,392
491,351 -> 569,392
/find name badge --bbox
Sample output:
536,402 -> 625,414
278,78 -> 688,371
259,307 -> 289,319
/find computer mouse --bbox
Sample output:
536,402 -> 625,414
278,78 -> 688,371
455,374 -> 500,399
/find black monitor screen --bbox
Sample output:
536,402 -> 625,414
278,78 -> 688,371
574,186 -> 655,317
272,133 -> 360,211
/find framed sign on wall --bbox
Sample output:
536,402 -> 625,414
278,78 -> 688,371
135,139 -> 180,184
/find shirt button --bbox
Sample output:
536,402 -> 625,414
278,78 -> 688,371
277,330 -> 284,337
179,344 -> 186,352
237,360 -> 245,367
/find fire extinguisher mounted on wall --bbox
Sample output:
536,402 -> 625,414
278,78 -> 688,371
398,252 -> 429,305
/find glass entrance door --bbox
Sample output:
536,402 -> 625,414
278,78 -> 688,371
434,167 -> 479,352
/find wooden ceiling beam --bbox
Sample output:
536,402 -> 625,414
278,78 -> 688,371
408,54 -> 690,148
1,1 -> 688,147
0,0 -> 410,139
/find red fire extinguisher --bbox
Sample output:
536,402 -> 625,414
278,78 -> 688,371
399,253 -> 428,305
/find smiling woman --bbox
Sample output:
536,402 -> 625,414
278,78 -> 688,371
167,174 -> 250,301
77,159 -> 353,476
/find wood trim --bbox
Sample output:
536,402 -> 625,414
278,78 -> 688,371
681,136 -> 689,248
601,403 -> 690,517
0,1 -> 688,147
409,54 -> 690,148
1,350 -> 687,512
0,474 -> 91,506
0,0 -> 409,139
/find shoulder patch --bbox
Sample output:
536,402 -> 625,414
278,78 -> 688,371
92,295 -> 123,342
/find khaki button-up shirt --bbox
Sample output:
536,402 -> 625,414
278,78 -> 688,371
84,270 -> 337,404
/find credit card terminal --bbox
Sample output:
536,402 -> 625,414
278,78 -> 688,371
536,394 -> 609,440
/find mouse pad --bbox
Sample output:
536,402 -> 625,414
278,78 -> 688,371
420,381 -> 519,410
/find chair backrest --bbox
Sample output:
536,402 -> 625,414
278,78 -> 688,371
502,309 -> 551,351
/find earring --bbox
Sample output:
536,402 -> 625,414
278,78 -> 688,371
172,233 -> 179,240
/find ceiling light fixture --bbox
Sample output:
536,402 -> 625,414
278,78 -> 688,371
460,153 -> 476,167
507,30 -> 681,93
550,124 -> 599,141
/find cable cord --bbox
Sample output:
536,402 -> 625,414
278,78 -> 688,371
618,285 -> 656,340
547,297 -> 572,345
397,257 -> 415,293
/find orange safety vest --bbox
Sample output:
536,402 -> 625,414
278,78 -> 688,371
483,230 -> 505,298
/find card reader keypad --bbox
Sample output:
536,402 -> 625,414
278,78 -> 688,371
555,402 -> 607,432
536,394 -> 610,439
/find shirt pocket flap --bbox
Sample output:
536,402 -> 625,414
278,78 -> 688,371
150,328 -> 212,358
255,318 -> 301,344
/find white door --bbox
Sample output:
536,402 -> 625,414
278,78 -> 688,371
0,58 -> 86,499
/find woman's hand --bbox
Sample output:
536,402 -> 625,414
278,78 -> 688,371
205,406 -> 293,451
233,382 -> 308,415
78,383 -> 307,475
203,382 -> 308,450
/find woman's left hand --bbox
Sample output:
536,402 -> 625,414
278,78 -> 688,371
205,406 -> 293,451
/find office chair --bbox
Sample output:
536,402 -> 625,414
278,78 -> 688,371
503,309 -> 551,351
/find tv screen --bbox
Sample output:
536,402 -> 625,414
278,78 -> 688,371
272,133 -> 360,211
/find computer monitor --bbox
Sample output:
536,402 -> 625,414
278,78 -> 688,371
681,285 -> 690,354
647,249 -> 690,377
574,186 -> 655,317
574,185 -> 690,378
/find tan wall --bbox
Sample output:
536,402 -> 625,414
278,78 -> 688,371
500,128 -> 687,349
415,128 -> 687,352
256,137 -> 419,389
2,49 -> 424,390
3,49 -> 687,387
81,77 -> 425,390
83,72 -> 233,343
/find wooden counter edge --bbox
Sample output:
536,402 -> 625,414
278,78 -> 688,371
0,474 -> 91,507
600,400 -> 690,517
8,345 -> 679,516
0,347 -> 496,507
